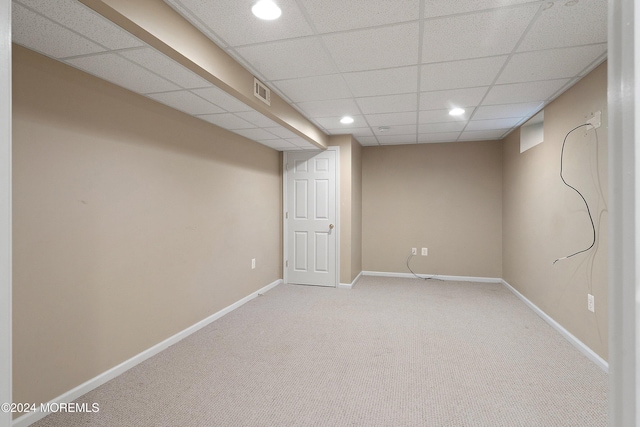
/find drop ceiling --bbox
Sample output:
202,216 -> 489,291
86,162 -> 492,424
11,0 -> 607,149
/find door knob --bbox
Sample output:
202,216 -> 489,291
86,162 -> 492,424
329,224 -> 334,230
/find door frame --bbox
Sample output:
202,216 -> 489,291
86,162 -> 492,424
283,146 -> 340,287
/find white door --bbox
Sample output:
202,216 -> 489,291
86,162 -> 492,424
284,149 -> 338,287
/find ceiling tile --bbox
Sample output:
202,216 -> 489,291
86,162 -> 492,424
420,56 -> 508,91
190,87 -> 253,112
378,134 -> 417,145
483,79 -> 570,105
197,113 -> 255,130
366,112 -> 417,127
418,132 -> 461,143
299,0 -> 420,33
235,38 -> 337,80
343,66 -> 418,97
12,3 -> 105,59
356,94 -> 418,114
120,48 -> 212,89
472,102 -> 543,120
287,137 -> 317,149
271,74 -> 352,102
424,0 -> 542,18
356,136 -> 379,146
264,127 -> 300,139
459,129 -> 510,140
322,23 -> 420,72
17,0 -> 143,50
418,122 -> 467,133
419,108 -> 473,123
314,115 -> 365,129
66,53 -> 180,94
422,5 -> 539,63
373,125 -> 416,136
147,91 -> 224,115
497,44 -> 608,84
165,0 -> 313,47
233,128 -> 279,141
324,127 -> 373,137
518,0 -> 607,51
296,98 -> 360,117
235,111 -> 280,128
419,87 -> 488,111
465,117 -> 523,131
258,139 -> 298,151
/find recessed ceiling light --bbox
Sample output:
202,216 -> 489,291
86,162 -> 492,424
449,108 -> 465,116
252,0 -> 281,20
340,116 -> 354,124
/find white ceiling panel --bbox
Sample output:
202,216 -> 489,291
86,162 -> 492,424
323,127 -> 374,137
233,128 -> 279,141
497,44 -> 608,84
422,5 -> 540,63
366,112 -> 417,127
472,102 -> 543,120
66,53 -> 180,94
419,109 -> 473,123
322,23 -> 420,72
483,79 -> 571,105
272,74 -> 352,102
235,37 -> 338,80
418,132 -> 462,143
356,94 -> 418,114
420,56 -> 508,91
300,0 -> 420,33
419,87 -> 489,111
378,134 -> 417,145
12,3 -> 105,59
418,122 -> 467,133
314,115 -> 366,130
147,91 -> 225,115
165,0 -> 313,47
287,137 -> 317,148
190,87 -> 253,112
459,129 -> 510,140
356,136 -> 379,146
518,0 -> 608,52
465,117 -> 524,131
16,0 -> 143,50
235,111 -> 281,128
120,48 -> 212,89
197,113 -> 255,130
264,127 -> 300,139
296,99 -> 360,117
424,0 -> 542,18
372,125 -> 416,136
258,139 -> 299,151
343,66 -> 418,97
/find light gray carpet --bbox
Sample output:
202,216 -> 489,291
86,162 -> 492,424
32,276 -> 607,426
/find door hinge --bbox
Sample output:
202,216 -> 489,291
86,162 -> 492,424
285,260 -> 288,267
285,212 -> 288,219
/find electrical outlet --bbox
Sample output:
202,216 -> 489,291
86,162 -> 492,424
586,111 -> 601,129
251,258 -> 256,269
411,248 -> 417,255
421,248 -> 428,256
587,293 -> 595,312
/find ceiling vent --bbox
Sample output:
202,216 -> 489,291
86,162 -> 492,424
254,77 -> 271,106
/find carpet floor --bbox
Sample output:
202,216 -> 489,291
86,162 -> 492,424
32,276 -> 607,426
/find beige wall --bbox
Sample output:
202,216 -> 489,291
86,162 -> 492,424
362,141 -> 503,278
12,46 -> 282,407
502,62 -> 608,359
328,135 -> 362,284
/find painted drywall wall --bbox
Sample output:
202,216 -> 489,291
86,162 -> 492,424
328,135 -> 362,284
12,45 -> 282,408
362,141 -> 502,278
502,62 -> 608,360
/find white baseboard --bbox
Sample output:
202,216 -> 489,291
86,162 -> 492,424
501,279 -> 608,373
362,271 -> 502,284
338,271 -> 363,289
13,279 -> 283,427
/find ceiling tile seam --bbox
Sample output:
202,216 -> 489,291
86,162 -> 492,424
110,50 -> 195,93
420,53 -> 511,66
514,41 -> 608,56
14,0 -> 129,54
163,0 -> 229,49
422,0 -> 545,23
414,0 -> 426,145
292,0 -> 379,146
58,45 -> 149,62
461,1 -> 547,132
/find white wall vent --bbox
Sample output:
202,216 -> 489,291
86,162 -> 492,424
254,77 -> 271,106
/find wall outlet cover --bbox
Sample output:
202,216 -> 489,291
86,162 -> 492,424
587,293 -> 595,312
421,248 -> 428,256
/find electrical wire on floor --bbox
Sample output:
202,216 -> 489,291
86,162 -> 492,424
406,252 -> 440,280
553,123 -> 597,265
